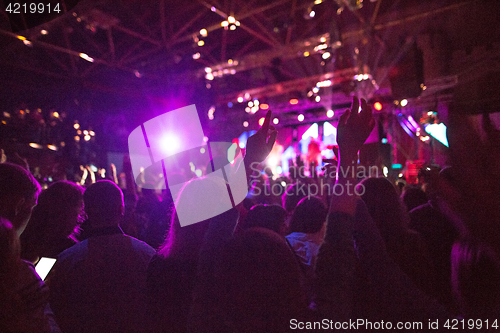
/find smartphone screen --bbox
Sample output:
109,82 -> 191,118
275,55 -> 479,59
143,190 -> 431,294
35,257 -> 57,280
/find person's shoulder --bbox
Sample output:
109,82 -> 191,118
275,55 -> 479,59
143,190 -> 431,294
124,234 -> 156,256
57,239 -> 88,260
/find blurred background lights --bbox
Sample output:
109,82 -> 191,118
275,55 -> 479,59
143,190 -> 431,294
327,109 -> 334,118
400,99 -> 408,107
298,114 -> 304,122
273,118 -> 279,125
243,121 -> 249,127
374,102 -> 383,111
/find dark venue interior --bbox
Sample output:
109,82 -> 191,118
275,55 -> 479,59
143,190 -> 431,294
1,0 -> 500,332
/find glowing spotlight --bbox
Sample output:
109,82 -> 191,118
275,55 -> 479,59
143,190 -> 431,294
79,53 -> 94,62
197,40 -> 205,46
221,21 -> 229,27
309,10 -> 315,18
40,29 -> 48,35
267,157 -> 278,167
74,136 -> 80,142
400,99 -> 408,107
312,87 -> 319,93
374,102 -> 383,111
273,118 -> 279,125
83,130 -> 89,135
73,123 -> 80,129
298,114 -> 304,122
230,25 -> 236,30
237,97 -> 244,103
203,136 -> 209,142
260,103 -> 269,110
29,143 -> 43,149
77,130 -> 82,135
303,51 -> 310,57
327,110 -> 334,118
259,117 -> 265,126
322,52 -> 331,59
205,73 -> 214,80
248,101 -> 253,107
161,135 -> 180,154
243,121 -> 249,127
192,53 -> 201,59
228,16 -> 236,24
47,145 -> 57,151
289,99 -> 299,105
89,131 -> 95,136
200,29 -> 207,37
84,135 -> 91,141
315,96 -> 321,102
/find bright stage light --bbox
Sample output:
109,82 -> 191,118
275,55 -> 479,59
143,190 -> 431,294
374,102 -> 383,111
260,103 -> 269,110
259,117 -> 265,126
400,99 -> 408,107
289,99 -> 299,105
298,114 -> 304,122
267,157 -> 278,167
327,109 -> 334,118
315,96 -> 321,102
200,29 -> 207,37
273,118 -> 279,125
161,135 -> 180,154
243,121 -> 249,127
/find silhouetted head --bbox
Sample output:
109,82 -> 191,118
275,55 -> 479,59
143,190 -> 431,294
29,181 -> 84,237
357,177 -> 409,238
401,186 -> 428,212
215,227 -> 306,332
289,196 -> 327,234
0,163 -> 41,235
84,180 -> 124,227
159,175 -> 236,258
20,181 -> 84,262
282,183 -> 308,213
241,204 -> 287,235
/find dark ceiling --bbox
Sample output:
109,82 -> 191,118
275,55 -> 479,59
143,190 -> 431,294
1,0 -> 499,137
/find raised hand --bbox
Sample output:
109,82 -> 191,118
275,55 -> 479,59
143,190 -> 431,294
245,110 -> 278,164
337,97 -> 375,160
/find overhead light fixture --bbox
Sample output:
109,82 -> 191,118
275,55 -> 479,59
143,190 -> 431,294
79,53 -> 94,62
